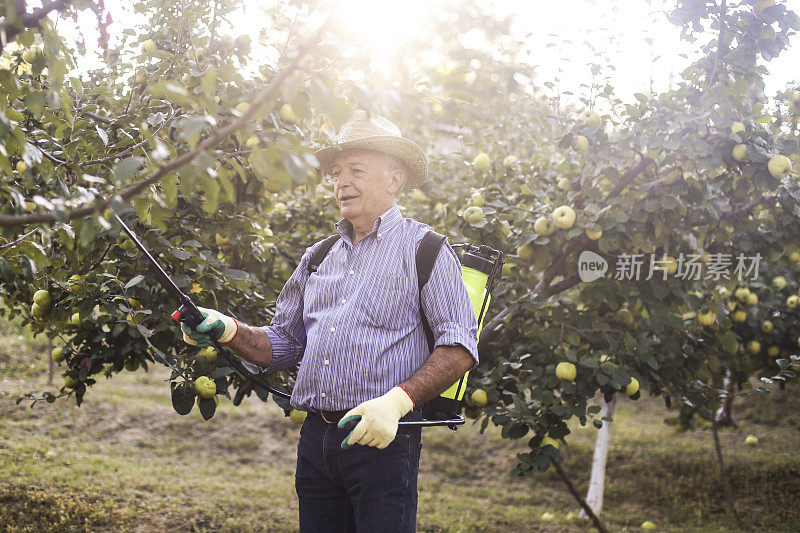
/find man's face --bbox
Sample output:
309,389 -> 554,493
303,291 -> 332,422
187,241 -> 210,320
331,149 -> 402,228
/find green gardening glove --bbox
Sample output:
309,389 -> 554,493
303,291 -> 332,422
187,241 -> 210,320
180,306 -> 238,347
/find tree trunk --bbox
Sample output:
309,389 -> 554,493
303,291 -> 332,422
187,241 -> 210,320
579,396 -> 617,520
714,370 -> 737,428
47,344 -> 53,386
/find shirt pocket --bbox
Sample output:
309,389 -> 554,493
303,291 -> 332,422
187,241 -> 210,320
362,274 -> 416,329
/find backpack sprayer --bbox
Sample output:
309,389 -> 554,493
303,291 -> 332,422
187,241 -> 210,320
114,213 -> 503,428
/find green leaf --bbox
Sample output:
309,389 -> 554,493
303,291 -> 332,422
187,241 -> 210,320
124,275 -> 145,289
224,269 -> 249,281
171,383 -> 195,415
198,397 -> 217,420
113,157 -> 144,182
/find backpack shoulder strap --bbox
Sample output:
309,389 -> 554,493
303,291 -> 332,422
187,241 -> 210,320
416,230 -> 448,352
307,234 -> 341,275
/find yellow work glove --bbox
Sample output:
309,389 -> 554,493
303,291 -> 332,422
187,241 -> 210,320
338,387 -> 414,449
180,306 -> 237,347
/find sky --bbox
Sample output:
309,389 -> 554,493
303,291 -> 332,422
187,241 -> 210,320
67,0 -> 800,104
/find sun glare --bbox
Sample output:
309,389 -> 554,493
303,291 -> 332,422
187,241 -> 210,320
332,0 -> 432,68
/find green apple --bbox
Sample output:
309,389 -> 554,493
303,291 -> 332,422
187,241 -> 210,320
767,345 -> 780,357
502,155 -> 517,167
470,191 -> 485,207
199,346 -> 218,363
517,244 -> 534,262
745,434 -> 759,446
472,152 -> 491,171
581,110 -> 602,128
732,310 -> 747,322
747,340 -> 761,355
761,320 -> 773,333
773,276 -> 787,289
571,135 -> 589,152
51,347 -> 65,363
141,39 -> 157,55
31,303 -> 46,319
735,287 -> 751,302
746,292 -> 758,306
555,362 -> 577,381
626,377 -> 639,396
787,295 -> 800,308
534,215 -> 556,236
289,409 -> 307,425
470,389 -> 488,407
552,205 -> 576,229
641,521 -> 656,530
697,310 -> 716,326
16,161 -> 27,173
767,154 -> 792,179
731,122 -> 746,135
789,251 -> 800,264
33,289 -> 51,310
194,376 -> 216,399
586,228 -> 603,240
557,178 -> 573,191
664,256 -> 678,275
279,103 -> 297,123
22,46 -> 43,64
64,375 -> 79,389
463,206 -> 484,223
500,221 -> 511,236
69,312 -> 82,327
732,144 -> 748,162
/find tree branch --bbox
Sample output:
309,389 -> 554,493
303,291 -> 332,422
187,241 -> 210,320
0,18 -> 331,228
0,228 -> 38,250
551,458 -> 610,533
0,0 -> 72,53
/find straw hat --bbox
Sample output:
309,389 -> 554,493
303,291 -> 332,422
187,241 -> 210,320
314,111 -> 428,190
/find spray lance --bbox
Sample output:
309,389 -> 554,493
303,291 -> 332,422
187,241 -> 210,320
113,213 -> 292,402
115,212 -> 503,427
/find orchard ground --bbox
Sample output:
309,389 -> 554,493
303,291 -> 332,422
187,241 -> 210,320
1,317 -> 799,533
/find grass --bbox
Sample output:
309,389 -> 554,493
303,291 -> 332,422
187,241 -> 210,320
2,325 -> 800,532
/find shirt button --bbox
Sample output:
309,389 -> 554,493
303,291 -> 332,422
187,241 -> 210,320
324,359 -> 330,365
349,269 -> 355,275
330,326 -> 335,332
321,393 -> 326,398
341,298 -> 347,304
378,233 -> 382,239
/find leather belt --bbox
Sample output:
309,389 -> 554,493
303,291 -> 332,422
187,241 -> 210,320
314,410 -> 349,424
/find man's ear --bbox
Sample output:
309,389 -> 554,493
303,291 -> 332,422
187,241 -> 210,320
386,168 -> 405,195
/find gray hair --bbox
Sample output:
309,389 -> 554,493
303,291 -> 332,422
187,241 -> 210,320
384,154 -> 407,192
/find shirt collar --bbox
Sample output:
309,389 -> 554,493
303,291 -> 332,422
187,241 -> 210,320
335,204 -> 403,242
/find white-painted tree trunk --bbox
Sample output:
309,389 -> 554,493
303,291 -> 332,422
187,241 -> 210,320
579,396 -> 617,520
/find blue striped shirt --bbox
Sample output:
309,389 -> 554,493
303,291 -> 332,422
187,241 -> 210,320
259,204 -> 479,412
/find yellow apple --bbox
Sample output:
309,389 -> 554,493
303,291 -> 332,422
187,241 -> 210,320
761,320 -> 773,333
787,295 -> 800,308
789,251 -> 800,264
503,155 -> 517,167
732,310 -> 747,322
245,135 -> 260,148
747,340 -> 761,355
773,276 -> 786,289
289,408 -> 307,425
745,434 -> 759,446
557,178 -> 573,191
626,377 -> 639,396
731,121 -> 746,135
470,191 -> 485,207
767,345 -> 780,357
697,310 -> 716,326
470,389 -> 488,407
235,102 -> 250,114
517,244 -> 535,262
51,347 -> 65,363
33,289 -> 51,310
16,161 -> 27,173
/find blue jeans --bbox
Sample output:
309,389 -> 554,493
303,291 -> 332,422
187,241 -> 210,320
296,411 -> 423,533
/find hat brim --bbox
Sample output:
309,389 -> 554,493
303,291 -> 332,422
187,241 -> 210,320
314,136 -> 428,190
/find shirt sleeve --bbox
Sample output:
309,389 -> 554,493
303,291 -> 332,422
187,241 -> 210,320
419,239 -> 480,367
258,244 -> 317,372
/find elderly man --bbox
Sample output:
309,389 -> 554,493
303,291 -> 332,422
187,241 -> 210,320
181,111 -> 478,532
